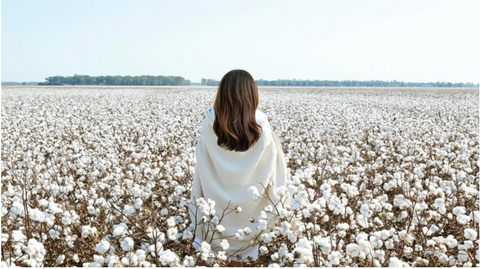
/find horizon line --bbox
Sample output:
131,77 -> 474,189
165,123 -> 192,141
2,79 -> 479,84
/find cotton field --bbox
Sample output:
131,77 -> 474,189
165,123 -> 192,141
1,86 -> 479,267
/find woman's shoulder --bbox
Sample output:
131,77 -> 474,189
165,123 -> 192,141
207,108 -> 268,125
255,110 -> 267,125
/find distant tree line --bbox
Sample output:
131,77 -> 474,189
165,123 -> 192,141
201,78 -> 220,86
3,76 -> 477,88
1,82 -> 39,86
38,75 -> 190,86
201,78 -> 479,88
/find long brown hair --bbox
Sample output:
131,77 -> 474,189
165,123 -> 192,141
213,69 -> 263,152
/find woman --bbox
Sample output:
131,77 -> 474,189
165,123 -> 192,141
189,69 -> 289,266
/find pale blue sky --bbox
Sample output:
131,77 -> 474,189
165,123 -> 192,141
2,0 -> 479,83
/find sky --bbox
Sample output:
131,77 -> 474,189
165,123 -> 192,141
1,0 -> 479,83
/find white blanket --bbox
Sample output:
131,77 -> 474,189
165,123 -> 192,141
189,108 -> 289,258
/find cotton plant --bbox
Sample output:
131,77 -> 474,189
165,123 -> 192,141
1,86 -> 478,266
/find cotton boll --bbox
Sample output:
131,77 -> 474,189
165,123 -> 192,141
278,208 -> 289,219
174,185 -> 186,196
82,225 -> 98,238
464,228 -> 478,240
260,246 -> 269,254
129,253 -> 139,266
302,208 -> 311,218
453,206 -> 467,216
136,260 -> 150,267
219,239 -> 229,250
386,212 -> 395,220
248,186 -> 262,201
61,211 -> 73,225
123,205 -> 136,216
370,236 -> 383,248
371,216 -> 383,226
134,198 -> 143,209
29,208 -> 45,222
136,249 -> 146,262
433,202 -> 446,213
276,186 -> 288,197
167,227 -> 178,240
460,240 -> 474,250
337,224 -> 350,233
380,230 -> 392,240
448,256 -> 457,266
182,229 -> 193,240
56,254 -> 65,264
294,238 -> 314,265
161,208 -> 169,216
217,251 -> 227,261
373,249 -> 385,263
356,214 -> 369,228
276,221 -> 291,235
199,242 -> 211,261
262,232 -> 277,244
257,219 -> 268,230
49,229 -> 60,239
360,204 -> 373,218
147,242 -> 163,257
120,256 -> 130,266
11,230 -> 26,242
64,235 -> 75,248
328,251 -> 341,266
215,225 -> 225,234
167,217 -> 176,227
67,253 -> 78,264
292,191 -> 309,210
235,229 -> 245,240
458,250 -> 469,262
1,234 -> 8,244
403,246 -> 413,257
437,253 -> 448,264
121,237 -> 134,251
434,198 -> 445,208
183,256 -> 195,267
93,254 -> 105,265
95,240 -> 111,254
159,250 -> 180,266
146,227 -> 165,241
457,214 -> 470,225
112,223 -> 128,237
175,215 -> 184,224
385,240 -> 394,249
314,236 -> 331,254
389,257 -> 403,267
346,243 -> 361,257
328,199 -> 346,215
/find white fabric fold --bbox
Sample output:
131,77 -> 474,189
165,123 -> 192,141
189,108 -> 289,259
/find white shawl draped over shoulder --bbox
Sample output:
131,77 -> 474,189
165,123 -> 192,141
189,108 -> 289,256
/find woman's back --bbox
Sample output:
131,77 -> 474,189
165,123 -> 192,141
189,70 -> 289,262
203,108 -> 272,183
